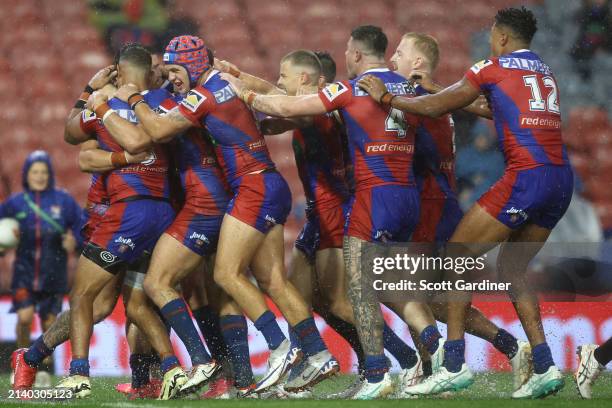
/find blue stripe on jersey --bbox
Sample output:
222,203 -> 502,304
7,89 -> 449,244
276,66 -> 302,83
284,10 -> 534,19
119,173 -> 152,196
492,87 -> 553,165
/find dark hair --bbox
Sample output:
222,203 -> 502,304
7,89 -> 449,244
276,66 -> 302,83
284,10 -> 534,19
281,50 -> 322,74
314,51 -> 336,83
118,43 -> 152,71
350,25 -> 387,58
494,7 -> 538,44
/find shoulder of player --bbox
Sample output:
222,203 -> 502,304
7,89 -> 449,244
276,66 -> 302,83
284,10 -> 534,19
468,58 -> 499,75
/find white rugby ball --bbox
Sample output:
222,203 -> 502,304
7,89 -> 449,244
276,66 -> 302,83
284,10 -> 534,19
0,218 -> 19,249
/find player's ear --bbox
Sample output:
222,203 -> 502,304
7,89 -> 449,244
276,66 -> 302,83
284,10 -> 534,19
318,75 -> 326,88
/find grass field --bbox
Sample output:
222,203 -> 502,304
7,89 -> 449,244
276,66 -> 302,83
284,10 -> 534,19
0,373 -> 610,407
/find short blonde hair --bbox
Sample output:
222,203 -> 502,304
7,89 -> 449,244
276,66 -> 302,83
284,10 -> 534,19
402,32 -> 440,70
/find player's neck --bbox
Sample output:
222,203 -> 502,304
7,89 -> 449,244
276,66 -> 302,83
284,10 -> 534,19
502,43 -> 531,55
357,61 -> 387,76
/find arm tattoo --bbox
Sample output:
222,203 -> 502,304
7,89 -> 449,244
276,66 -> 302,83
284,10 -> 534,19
252,95 -> 280,117
166,107 -> 192,125
343,236 -> 385,356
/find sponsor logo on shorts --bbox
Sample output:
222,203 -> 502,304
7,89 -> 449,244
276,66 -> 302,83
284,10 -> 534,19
100,251 -> 117,263
189,232 -> 210,247
114,236 -> 136,251
181,89 -> 206,112
322,82 -> 348,102
365,142 -> 413,155
374,230 -> 393,241
506,207 -> 528,223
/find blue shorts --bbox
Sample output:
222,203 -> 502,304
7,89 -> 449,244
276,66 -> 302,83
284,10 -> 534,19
295,201 -> 348,262
345,185 -> 420,242
478,165 -> 574,229
227,170 -> 292,233
166,203 -> 224,256
11,288 -> 63,318
413,196 -> 463,243
89,199 -> 175,264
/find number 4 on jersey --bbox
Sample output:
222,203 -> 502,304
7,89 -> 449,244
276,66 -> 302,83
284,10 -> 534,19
523,75 -> 560,114
385,107 -> 407,138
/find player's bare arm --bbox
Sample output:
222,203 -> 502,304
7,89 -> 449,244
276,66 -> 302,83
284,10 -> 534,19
222,73 -> 327,117
114,84 -> 192,143
78,139 -> 147,173
215,58 -> 284,95
90,91 -> 154,154
358,74 -> 480,118
410,69 -> 492,119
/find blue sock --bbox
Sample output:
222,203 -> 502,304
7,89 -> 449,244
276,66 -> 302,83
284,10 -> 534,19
492,329 -> 519,359
532,342 -> 554,374
69,358 -> 90,377
160,355 -> 180,374
420,325 -> 442,355
220,315 -> 254,388
253,311 -> 285,350
289,328 -> 301,349
129,353 -> 150,389
24,336 -> 54,368
443,340 -> 465,373
364,354 -> 388,383
193,306 -> 229,362
382,324 -> 417,369
293,317 -> 326,357
160,298 -> 211,365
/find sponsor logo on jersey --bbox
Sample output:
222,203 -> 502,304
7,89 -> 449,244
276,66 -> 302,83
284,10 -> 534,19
365,141 -> 414,155
519,114 -> 561,129
140,151 -> 157,166
248,139 -> 266,151
181,90 -> 206,112
470,59 -> 493,74
213,85 -> 236,104
323,82 -> 348,102
82,109 -> 97,122
114,236 -> 135,251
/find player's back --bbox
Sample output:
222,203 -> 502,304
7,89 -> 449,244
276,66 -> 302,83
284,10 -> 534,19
326,68 -> 419,190
292,113 -> 349,206
178,70 -> 276,188
465,50 -> 568,171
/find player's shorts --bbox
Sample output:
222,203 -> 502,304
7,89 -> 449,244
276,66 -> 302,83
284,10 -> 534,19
295,200 -> 347,262
477,165 -> 574,230
345,184 -> 420,242
80,202 -> 109,244
166,203 -> 224,256
10,288 -> 63,318
86,198 -> 175,273
413,196 -> 463,244
294,216 -> 320,263
227,170 -> 292,233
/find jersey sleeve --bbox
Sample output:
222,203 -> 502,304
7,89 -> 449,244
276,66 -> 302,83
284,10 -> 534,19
80,109 -> 98,135
177,86 -> 212,126
63,193 -> 84,249
318,81 -> 352,112
464,59 -> 499,91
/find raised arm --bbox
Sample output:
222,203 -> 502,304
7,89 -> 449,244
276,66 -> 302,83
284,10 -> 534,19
358,75 -> 480,118
215,58 -> 283,95
221,73 -> 327,118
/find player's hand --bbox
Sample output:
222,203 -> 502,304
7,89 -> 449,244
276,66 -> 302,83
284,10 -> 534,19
115,83 -> 139,102
409,69 -> 438,93
62,231 -> 77,253
357,75 -> 387,103
88,65 -> 117,90
214,58 -> 240,76
91,91 -> 108,110
125,150 -> 151,164
220,73 -> 244,94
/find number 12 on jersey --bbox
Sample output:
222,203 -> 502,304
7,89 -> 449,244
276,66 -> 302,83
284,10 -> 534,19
523,75 -> 560,114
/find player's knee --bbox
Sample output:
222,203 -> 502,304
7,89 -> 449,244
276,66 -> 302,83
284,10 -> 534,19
142,275 -> 161,299
92,298 -> 116,322
213,267 -> 234,290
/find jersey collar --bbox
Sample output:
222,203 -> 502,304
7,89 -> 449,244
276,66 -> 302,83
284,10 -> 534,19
362,68 -> 390,74
511,49 -> 531,53
204,69 -> 220,85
